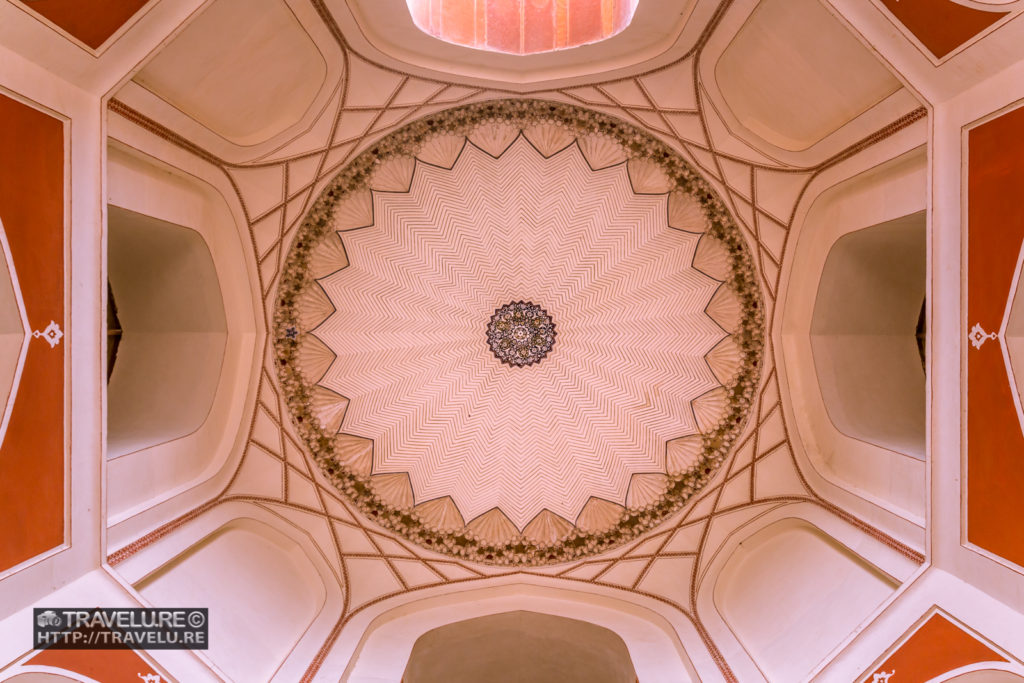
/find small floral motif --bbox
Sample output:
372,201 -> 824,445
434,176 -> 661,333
487,301 -> 556,367
32,321 -> 63,348
969,322 -> 997,350
272,98 -> 766,566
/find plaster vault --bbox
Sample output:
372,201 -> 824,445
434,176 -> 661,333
0,0 -> 1024,682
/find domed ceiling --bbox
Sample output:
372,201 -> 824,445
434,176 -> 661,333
276,100 -> 762,564
14,0 -> 1013,678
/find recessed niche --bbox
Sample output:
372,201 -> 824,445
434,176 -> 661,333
107,205 -> 227,458
136,519 -> 325,682
715,519 -> 896,682
402,611 -> 638,683
810,211 -> 927,459
715,0 -> 900,151
133,0 -> 326,146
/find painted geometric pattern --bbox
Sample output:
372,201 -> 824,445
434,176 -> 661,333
310,136 -> 725,530
272,99 -> 763,566
105,0 -> 929,680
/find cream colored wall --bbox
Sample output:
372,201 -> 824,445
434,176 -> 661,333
716,0 -> 900,151
134,0 -> 327,147
136,518 -> 326,682
714,518 -> 896,681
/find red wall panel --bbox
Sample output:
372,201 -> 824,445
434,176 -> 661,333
15,0 -> 150,50
863,614 -> 1005,683
879,0 -> 1007,59
967,104 -> 1024,567
0,93 -> 65,572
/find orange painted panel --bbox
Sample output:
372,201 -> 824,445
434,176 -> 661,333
863,614 -> 1005,683
14,0 -> 150,50
0,93 -> 65,572
879,0 -> 1007,59
29,647 -> 161,683
967,104 -> 1024,567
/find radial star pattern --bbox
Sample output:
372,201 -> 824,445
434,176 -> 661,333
276,100 -> 763,564
315,136 -> 722,527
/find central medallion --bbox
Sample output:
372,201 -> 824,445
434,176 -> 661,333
487,301 -> 556,367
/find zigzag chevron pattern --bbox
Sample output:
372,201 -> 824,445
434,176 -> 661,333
313,135 -> 728,529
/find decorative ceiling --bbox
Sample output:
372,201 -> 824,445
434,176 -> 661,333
79,0 -> 953,679
17,0 -> 1024,677
274,99 -> 763,564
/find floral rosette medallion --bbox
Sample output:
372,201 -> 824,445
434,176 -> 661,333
487,301 -> 556,367
274,99 -> 764,566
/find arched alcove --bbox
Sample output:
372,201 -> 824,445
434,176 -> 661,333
341,582 -> 698,682
132,0 -> 328,147
779,148 -> 928,525
135,518 -> 326,682
402,611 -> 638,683
104,143 -> 259,529
715,0 -> 900,151
714,518 -> 897,682
810,211 -> 927,458
106,205 -> 227,457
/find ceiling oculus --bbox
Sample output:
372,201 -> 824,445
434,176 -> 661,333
405,0 -> 640,55
275,99 -> 764,565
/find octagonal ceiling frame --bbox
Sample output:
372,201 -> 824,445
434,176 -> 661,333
96,1 -> 938,680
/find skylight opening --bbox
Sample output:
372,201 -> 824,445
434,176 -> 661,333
406,0 -> 640,55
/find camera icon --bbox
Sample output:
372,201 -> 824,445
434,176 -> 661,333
36,611 -> 61,628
